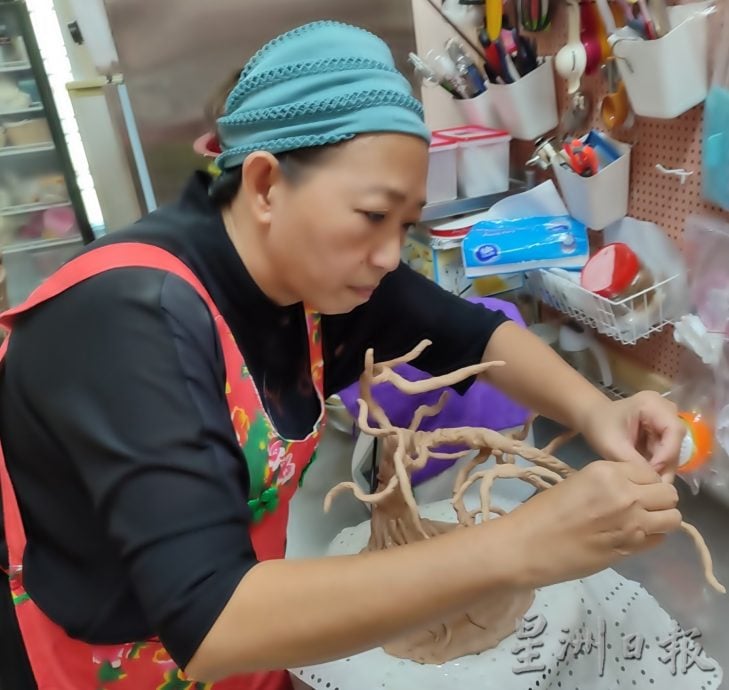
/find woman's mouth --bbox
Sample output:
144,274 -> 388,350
350,285 -> 377,301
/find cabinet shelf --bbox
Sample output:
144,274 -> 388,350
0,61 -> 32,73
0,200 -> 71,218
4,235 -> 81,254
0,142 -> 54,157
0,103 -> 43,117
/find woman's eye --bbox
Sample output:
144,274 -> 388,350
363,211 -> 387,224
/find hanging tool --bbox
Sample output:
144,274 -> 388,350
580,0 -> 603,75
446,38 -> 487,95
426,49 -> 474,98
408,52 -> 460,97
555,0 -> 587,94
600,57 -> 630,129
635,0 -> 658,39
518,0 -> 552,31
486,0 -> 503,41
647,0 -> 670,38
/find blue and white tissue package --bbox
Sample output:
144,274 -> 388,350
461,216 -> 589,278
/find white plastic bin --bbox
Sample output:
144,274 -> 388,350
426,133 -> 458,204
438,125 -> 511,198
453,89 -> 501,129
553,135 -> 631,230
612,4 -> 710,119
488,58 -> 559,140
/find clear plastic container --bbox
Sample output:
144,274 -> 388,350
580,242 -> 655,315
426,132 -> 458,204
437,125 -> 511,198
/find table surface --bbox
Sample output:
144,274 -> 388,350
287,419 -> 729,689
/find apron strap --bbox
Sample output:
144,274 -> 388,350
0,242 -> 221,330
0,242 -> 225,568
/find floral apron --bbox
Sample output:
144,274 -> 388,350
0,243 -> 325,690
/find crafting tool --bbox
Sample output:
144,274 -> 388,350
512,30 -> 539,76
635,0 -> 657,38
518,0 -> 552,31
408,52 -> 460,97
526,136 -> 563,169
563,138 -> 599,176
647,0 -> 670,38
557,0 -> 593,136
446,38 -> 487,95
580,0 -> 603,75
555,0 -> 587,94
600,57 -> 630,130
426,49 -> 473,98
495,39 -> 521,82
595,1 -> 612,59
595,0 -> 617,34
486,0 -> 503,41
613,0 -> 650,36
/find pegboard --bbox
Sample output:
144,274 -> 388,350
528,0 -> 729,380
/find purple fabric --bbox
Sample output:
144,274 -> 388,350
337,297 -> 529,486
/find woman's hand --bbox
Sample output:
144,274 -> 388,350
509,459 -> 682,587
481,323 -> 685,482
578,391 -> 685,483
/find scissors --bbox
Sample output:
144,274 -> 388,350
563,139 -> 599,176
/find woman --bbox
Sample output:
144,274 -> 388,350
0,20 -> 683,690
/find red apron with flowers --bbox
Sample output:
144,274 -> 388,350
0,243 -> 326,690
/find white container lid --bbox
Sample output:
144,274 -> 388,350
428,215 -> 474,238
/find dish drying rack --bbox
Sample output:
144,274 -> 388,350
529,269 -> 681,346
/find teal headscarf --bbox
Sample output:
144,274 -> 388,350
215,20 -> 431,171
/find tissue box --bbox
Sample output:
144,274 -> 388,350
462,216 -> 589,278
402,230 -> 471,296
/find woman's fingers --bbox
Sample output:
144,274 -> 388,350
635,480 -> 679,512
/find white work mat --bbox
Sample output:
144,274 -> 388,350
290,495 -> 723,690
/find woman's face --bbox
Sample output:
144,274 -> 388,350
264,133 -> 429,314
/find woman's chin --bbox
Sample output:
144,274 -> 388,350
311,289 -> 372,315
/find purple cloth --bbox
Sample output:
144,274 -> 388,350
337,297 -> 529,485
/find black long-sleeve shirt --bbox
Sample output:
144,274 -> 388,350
0,172 -> 508,686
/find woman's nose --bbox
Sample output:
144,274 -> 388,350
369,229 -> 402,273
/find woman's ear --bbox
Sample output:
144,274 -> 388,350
239,151 -> 285,226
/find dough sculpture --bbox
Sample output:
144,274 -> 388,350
324,340 -> 726,665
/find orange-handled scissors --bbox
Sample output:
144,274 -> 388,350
563,139 -> 599,177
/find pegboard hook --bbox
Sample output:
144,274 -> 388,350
655,164 -> 694,184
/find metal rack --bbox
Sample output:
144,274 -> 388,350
530,269 -> 681,346
420,180 -> 527,223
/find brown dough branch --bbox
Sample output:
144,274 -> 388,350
324,340 -> 726,665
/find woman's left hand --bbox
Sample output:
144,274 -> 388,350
579,391 -> 685,483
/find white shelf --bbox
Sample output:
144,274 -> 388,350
0,200 -> 71,218
0,61 -> 32,73
0,104 -> 43,117
0,142 -> 54,157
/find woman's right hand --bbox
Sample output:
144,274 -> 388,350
506,460 -> 682,588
